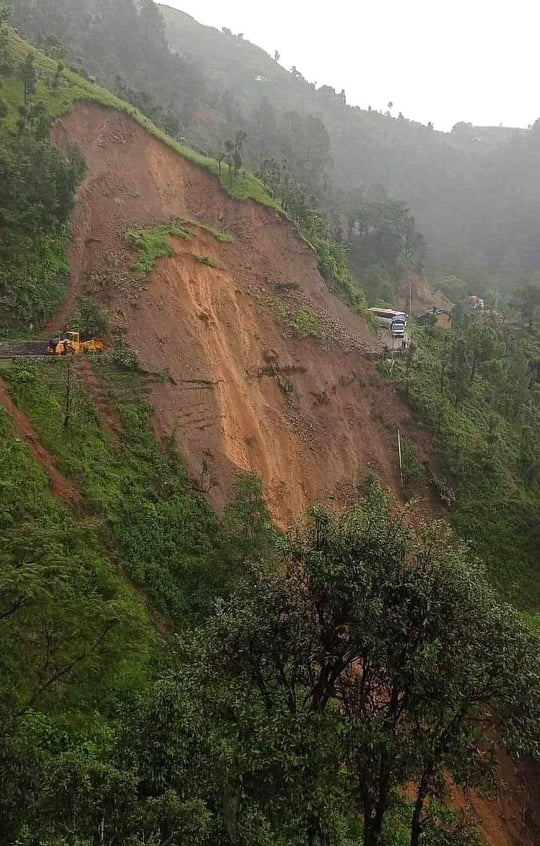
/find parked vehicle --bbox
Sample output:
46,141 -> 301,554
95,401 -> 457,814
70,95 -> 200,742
368,307 -> 408,332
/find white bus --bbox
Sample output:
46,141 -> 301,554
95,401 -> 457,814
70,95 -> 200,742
368,308 -> 407,337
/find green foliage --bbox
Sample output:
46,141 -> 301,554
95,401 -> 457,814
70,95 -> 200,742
392,320 -> 540,616
195,223 -> 234,243
1,22 -> 280,213
19,50 -> 36,106
401,436 -> 427,496
126,222 -> 191,274
512,276 -> 540,329
222,472 -> 278,566
0,401 -> 156,843
347,198 -> 426,297
69,296 -> 108,337
433,274 -> 468,303
2,360 -> 265,621
110,340 -> 139,371
0,55 -> 85,329
311,236 -> 368,312
126,217 -> 235,276
184,488 -> 539,846
291,308 -> 325,339
1,359 -> 538,845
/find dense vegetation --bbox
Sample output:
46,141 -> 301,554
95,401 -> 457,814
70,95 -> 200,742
1,5 -> 540,844
2,461 -> 539,844
392,296 -> 540,621
0,12 -> 84,331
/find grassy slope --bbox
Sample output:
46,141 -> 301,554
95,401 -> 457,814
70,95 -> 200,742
5,28 -> 280,209
0,384 -> 157,719
2,357 -> 242,623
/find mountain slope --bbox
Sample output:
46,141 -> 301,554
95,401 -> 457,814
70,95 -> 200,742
159,3 -> 540,289
53,101 -> 423,524
0,17 -> 539,844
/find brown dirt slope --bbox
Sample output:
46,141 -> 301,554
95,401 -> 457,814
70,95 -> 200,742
0,376 -> 81,508
52,103 -> 537,845
53,103 -> 422,525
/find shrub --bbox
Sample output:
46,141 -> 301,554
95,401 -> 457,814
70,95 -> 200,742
70,297 -> 108,338
111,341 -> 139,371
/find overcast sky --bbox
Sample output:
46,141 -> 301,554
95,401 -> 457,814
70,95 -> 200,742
161,0 -> 537,131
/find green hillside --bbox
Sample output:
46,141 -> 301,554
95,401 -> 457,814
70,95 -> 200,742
1,6 -> 540,845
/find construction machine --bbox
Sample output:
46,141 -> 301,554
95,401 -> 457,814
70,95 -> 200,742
47,331 -> 104,356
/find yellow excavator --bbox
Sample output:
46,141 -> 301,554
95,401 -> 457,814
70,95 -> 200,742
47,331 -> 104,356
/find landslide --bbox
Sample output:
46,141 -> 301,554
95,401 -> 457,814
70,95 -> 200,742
52,102 -> 537,845
53,102 -> 423,525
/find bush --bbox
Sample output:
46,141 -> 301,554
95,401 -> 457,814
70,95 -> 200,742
111,340 -> 139,371
70,296 -> 108,338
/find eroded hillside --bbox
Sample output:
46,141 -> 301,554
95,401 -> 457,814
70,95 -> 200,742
53,102 -> 426,525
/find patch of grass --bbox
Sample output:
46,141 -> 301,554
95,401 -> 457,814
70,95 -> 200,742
277,375 -> 294,395
0,389 -> 156,719
125,223 -> 191,275
389,327 -> 540,621
291,309 -> 325,340
195,255 -> 217,268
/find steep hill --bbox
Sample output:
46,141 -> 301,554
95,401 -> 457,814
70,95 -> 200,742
1,18 -> 539,846
53,102 -> 421,524
9,0 -> 540,292
159,3 -> 540,289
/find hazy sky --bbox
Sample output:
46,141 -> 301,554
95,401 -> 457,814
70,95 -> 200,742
162,0 -> 536,131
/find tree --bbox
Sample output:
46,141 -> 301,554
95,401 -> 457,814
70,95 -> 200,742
233,129 -> 246,175
196,485 -> 540,846
513,277 -> 540,328
19,53 -> 37,108
223,138 -> 234,184
222,131 -> 247,184
465,321 -> 503,385
448,336 -> 471,406
0,3 -> 11,72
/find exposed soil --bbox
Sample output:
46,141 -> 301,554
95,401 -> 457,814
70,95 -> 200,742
53,103 -> 428,525
51,102 -> 537,843
451,750 -> 536,846
0,376 -> 81,508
